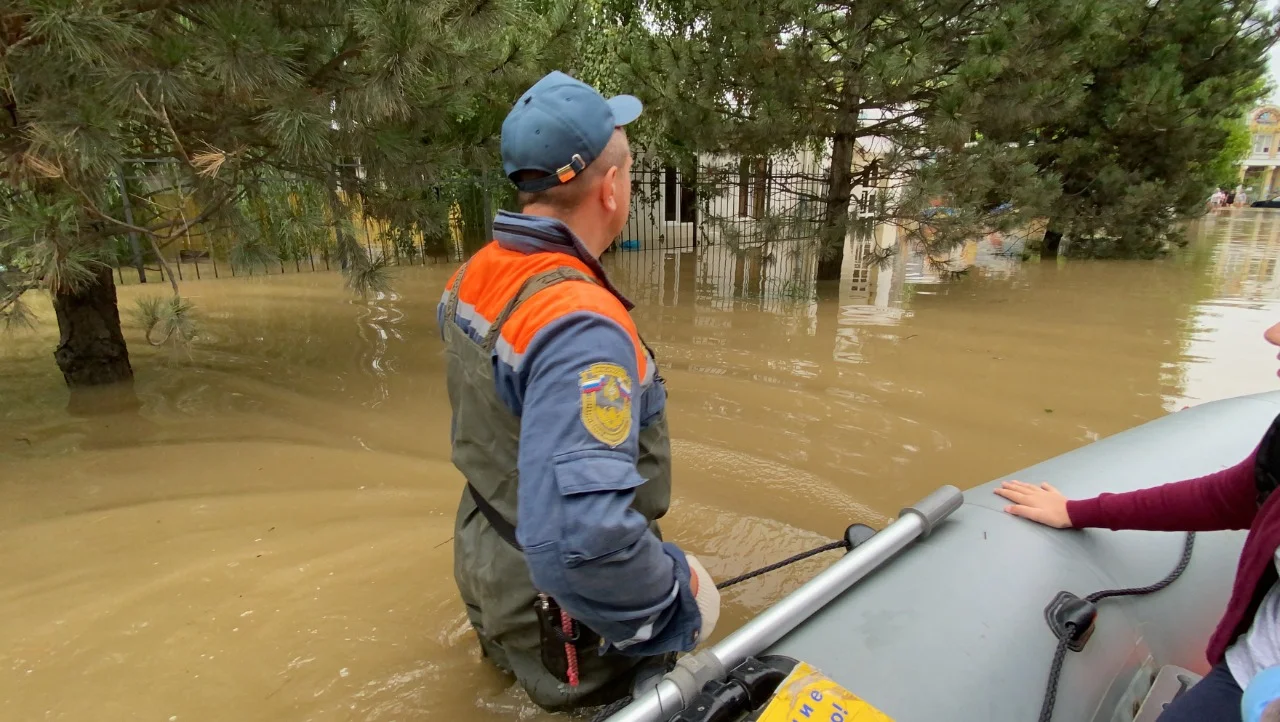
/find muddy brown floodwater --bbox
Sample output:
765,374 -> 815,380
3,211 -> 1280,721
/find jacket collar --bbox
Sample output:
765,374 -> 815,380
492,210 -> 634,310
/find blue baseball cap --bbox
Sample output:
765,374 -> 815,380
501,71 -> 642,192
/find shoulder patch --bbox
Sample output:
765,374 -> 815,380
579,362 -> 633,447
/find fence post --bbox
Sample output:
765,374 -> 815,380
691,165 -> 699,249
484,184 -> 494,241
116,165 -> 146,284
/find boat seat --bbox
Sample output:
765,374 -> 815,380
1133,665 -> 1204,722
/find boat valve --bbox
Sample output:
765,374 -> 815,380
1045,590 -> 1098,652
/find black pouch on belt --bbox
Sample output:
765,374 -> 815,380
534,594 -> 601,683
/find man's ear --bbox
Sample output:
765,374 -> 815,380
600,165 -> 619,213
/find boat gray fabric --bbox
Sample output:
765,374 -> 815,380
766,392 -> 1280,722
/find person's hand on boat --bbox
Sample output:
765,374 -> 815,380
993,480 -> 1072,528
684,553 -> 721,644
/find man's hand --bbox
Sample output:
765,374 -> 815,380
684,553 -> 721,643
993,480 -> 1073,529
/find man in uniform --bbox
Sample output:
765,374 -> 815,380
437,71 -> 721,710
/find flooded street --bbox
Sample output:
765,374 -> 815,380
2,211 -> 1280,721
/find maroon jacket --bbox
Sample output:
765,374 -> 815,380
1066,443 -> 1280,664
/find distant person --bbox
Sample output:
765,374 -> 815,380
1238,186 -> 1251,208
436,71 -> 719,710
994,320 -> 1280,722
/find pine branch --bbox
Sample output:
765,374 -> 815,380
147,233 -> 179,295
309,34 -> 366,86
134,86 -> 192,167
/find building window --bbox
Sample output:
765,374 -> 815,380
664,166 -> 677,220
738,158 -> 768,218
664,166 -> 697,224
1255,134 -> 1274,154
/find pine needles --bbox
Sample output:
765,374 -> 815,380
0,278 -> 37,332
132,295 -> 196,348
345,255 -> 395,298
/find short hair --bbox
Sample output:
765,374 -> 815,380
516,131 -> 630,211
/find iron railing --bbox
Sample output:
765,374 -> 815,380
95,160 -> 868,290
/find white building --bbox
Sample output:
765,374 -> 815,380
619,137 -> 895,251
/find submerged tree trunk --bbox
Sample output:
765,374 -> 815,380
52,265 -> 134,387
1041,228 -> 1063,260
817,133 -> 857,282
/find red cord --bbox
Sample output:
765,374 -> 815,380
560,608 -> 579,687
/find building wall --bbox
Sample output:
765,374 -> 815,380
620,144 -> 890,251
1242,105 -> 1280,200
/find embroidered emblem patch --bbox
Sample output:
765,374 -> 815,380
579,362 -> 633,447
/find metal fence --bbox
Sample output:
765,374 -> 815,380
103,159 -> 866,287
615,161 -> 835,253
108,161 -> 515,287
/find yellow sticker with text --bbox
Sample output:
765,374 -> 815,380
756,662 -> 895,722
579,362 -> 633,447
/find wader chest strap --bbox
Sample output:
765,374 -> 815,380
443,261 -> 471,324
482,266 -> 599,352
466,265 -> 599,550
468,483 -> 522,551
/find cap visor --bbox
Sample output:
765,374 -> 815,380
607,95 -> 643,126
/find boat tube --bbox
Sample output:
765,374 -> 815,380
605,391 -> 1280,722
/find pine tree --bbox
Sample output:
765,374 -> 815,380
1027,0 -> 1276,259
610,0 -> 1101,278
0,0 -> 578,387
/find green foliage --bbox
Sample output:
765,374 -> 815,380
0,194 -> 105,294
0,274 -> 36,331
608,0 -> 1109,269
345,255 -> 396,299
1024,0 -> 1277,258
1210,118 -> 1254,193
133,294 -> 197,349
0,0 -> 585,382
607,0 -> 1275,263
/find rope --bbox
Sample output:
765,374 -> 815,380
716,539 -> 850,590
591,696 -> 634,722
1037,532 -> 1196,722
587,537 -> 852,722
561,608 -> 580,687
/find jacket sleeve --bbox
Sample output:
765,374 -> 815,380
1066,445 -> 1260,532
511,311 -> 703,655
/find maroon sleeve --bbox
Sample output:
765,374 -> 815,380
1065,445 -> 1260,532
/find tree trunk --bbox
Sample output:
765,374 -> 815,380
52,265 -> 134,387
817,133 -> 857,282
326,169 -> 355,270
1041,228 -> 1063,260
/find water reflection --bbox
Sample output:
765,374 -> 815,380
1169,212 -> 1280,408
354,290 -> 407,409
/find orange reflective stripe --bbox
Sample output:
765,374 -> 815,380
453,243 -> 596,320
448,242 -> 646,377
502,281 -> 646,378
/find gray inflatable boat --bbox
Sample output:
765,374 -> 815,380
604,391 -> 1279,722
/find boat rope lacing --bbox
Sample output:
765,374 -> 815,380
1037,531 -> 1197,722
